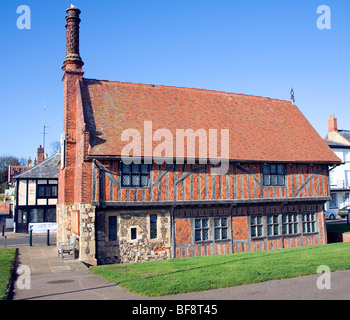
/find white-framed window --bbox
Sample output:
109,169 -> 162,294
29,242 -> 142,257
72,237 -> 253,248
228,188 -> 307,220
302,213 -> 316,233
195,218 -> 209,241
214,218 -> 228,240
251,215 -> 263,237
329,193 -> 337,208
282,214 -> 298,235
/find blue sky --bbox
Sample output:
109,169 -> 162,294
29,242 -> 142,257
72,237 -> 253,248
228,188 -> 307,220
0,0 -> 349,161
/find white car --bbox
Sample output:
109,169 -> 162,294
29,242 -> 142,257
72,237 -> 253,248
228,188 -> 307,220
325,211 -> 336,220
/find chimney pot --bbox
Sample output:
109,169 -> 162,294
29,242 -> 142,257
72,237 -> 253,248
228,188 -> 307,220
63,6 -> 84,71
37,145 -> 44,164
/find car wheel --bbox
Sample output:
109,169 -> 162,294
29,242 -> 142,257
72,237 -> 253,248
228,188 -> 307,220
330,214 -> 335,220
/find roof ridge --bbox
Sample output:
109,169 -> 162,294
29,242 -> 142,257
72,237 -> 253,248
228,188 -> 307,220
83,78 -> 291,103
14,153 -> 60,179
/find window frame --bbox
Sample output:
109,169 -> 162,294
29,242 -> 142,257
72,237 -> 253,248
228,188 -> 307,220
214,217 -> 228,240
251,215 -> 264,238
250,212 -> 318,240
120,162 -> 151,188
150,214 -> 158,239
108,216 -> 117,242
282,214 -> 299,235
131,227 -> 137,240
37,184 -> 58,199
194,218 -> 210,242
302,213 -> 317,234
267,214 -> 279,236
262,164 -> 285,187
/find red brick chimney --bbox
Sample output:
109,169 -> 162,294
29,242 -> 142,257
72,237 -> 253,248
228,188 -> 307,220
59,5 -> 84,205
328,114 -> 338,133
37,145 -> 44,164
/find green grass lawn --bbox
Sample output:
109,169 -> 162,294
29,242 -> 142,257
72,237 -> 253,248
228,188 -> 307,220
91,242 -> 350,297
0,248 -> 16,300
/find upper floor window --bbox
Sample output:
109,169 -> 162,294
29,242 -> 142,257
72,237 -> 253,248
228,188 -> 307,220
121,162 -> 150,187
262,164 -> 285,186
37,185 -> 58,198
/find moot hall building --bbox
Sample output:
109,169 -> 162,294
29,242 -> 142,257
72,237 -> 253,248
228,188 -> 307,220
57,6 -> 340,265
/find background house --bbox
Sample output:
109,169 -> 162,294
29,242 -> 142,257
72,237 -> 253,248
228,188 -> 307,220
325,115 -> 350,213
13,151 -> 60,233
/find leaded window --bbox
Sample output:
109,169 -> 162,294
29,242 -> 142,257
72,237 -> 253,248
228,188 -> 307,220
195,218 -> 209,241
214,218 -> 228,240
282,214 -> 298,235
267,215 -> 279,236
37,185 -> 58,198
251,215 -> 263,237
302,213 -> 316,233
262,164 -> 285,186
121,162 -> 150,187
109,216 -> 117,241
150,214 -> 157,239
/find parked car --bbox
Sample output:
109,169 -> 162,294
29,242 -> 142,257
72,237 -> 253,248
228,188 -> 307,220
325,211 -> 336,220
337,206 -> 350,218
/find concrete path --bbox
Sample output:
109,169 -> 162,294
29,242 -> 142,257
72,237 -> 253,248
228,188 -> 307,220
13,246 -> 146,300
11,245 -> 350,300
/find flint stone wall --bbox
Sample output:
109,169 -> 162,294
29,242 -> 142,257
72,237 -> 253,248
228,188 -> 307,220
96,209 -> 171,264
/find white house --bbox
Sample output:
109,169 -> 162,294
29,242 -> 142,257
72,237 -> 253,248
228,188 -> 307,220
13,153 -> 60,233
325,115 -> 350,213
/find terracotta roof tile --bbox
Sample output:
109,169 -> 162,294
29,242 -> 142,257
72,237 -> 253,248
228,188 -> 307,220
81,78 -> 340,164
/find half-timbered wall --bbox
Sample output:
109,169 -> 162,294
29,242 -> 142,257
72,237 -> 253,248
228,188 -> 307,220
91,161 -> 329,204
173,203 -> 326,259
16,179 -> 58,207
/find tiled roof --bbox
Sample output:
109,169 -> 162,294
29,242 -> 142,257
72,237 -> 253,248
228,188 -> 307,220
81,78 -> 340,164
338,130 -> 350,143
324,139 -> 350,148
9,166 -> 30,182
14,153 -> 60,179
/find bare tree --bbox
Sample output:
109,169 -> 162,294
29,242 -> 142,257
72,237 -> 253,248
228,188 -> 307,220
50,141 -> 61,155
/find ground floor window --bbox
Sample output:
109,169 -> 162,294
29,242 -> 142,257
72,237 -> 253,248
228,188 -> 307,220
251,216 -> 263,237
251,212 -> 317,239
194,216 -> 230,242
282,214 -> 299,235
195,218 -> 209,241
302,213 -> 316,233
329,193 -> 337,208
267,215 -> 279,236
108,216 -> 117,241
214,218 -> 228,240
150,214 -> 158,239
17,207 -> 56,223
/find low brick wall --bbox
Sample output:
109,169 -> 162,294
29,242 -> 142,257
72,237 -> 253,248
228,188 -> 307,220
327,232 -> 350,243
0,202 -> 9,212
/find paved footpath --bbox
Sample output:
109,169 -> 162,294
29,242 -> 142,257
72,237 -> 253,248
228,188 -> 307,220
13,246 -> 146,300
11,245 -> 350,300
